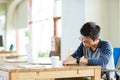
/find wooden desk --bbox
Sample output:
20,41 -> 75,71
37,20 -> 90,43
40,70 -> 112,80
0,50 -> 17,59
0,60 -> 101,80
0,53 -> 26,60
0,51 -> 16,54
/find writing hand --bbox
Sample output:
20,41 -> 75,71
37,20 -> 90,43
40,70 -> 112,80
63,56 -> 77,66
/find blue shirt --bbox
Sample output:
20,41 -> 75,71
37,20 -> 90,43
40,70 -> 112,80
71,39 -> 113,68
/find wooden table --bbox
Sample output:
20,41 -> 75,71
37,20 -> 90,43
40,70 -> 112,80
0,53 -> 26,59
0,60 -> 101,80
0,51 -> 16,54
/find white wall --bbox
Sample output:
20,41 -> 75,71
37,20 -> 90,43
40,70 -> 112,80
61,0 -> 84,60
109,0 -> 120,47
85,0 -> 120,47
85,0 -> 109,40
61,0 -> 120,60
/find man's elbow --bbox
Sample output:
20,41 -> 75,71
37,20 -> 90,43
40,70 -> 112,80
98,59 -> 109,68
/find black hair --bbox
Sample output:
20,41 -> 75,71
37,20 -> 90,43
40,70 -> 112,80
80,22 -> 100,41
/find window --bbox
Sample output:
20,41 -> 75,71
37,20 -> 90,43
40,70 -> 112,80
15,0 -> 61,58
0,3 -> 6,50
30,0 -> 61,58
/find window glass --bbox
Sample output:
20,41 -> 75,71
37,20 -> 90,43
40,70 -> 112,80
30,0 -> 61,58
0,3 -> 7,50
17,0 -> 61,58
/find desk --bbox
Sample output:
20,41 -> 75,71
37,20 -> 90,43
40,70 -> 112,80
0,53 -> 26,60
0,51 -> 17,59
0,51 -> 16,54
0,60 -> 101,80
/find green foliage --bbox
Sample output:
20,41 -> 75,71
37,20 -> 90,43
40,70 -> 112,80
38,51 -> 50,57
25,31 -> 31,40
118,67 -> 120,71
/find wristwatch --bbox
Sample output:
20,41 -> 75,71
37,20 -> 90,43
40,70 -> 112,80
76,57 -> 80,65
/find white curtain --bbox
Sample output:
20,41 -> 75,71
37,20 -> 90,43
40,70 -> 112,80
6,0 -> 28,31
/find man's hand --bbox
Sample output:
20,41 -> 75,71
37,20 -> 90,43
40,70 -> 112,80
63,56 -> 77,66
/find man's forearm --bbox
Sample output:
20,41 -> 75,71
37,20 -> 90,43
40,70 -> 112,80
63,56 -> 77,65
80,58 -> 88,65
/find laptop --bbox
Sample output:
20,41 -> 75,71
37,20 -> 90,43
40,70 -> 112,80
25,43 -> 52,65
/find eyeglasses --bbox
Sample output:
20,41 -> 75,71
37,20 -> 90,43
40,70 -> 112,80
79,37 -> 93,44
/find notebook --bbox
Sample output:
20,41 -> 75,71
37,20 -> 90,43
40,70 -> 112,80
25,43 -> 52,65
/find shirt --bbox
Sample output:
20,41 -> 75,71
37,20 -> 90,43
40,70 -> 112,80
71,39 -> 115,69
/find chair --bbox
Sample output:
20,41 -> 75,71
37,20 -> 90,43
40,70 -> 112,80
101,48 -> 120,80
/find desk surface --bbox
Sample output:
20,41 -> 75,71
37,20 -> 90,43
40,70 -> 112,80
0,60 -> 100,72
0,50 -> 16,54
0,60 -> 101,80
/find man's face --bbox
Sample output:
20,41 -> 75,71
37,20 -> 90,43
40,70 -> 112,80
79,36 -> 96,48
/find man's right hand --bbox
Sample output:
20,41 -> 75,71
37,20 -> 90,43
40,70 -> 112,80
63,56 -> 77,66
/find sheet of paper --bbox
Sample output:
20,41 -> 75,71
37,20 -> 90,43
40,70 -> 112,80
5,59 -> 27,62
17,64 -> 46,68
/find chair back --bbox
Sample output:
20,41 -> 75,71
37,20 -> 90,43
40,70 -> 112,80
113,48 -> 120,68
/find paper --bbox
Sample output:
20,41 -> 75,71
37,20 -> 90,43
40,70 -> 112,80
5,59 -> 27,62
17,64 -> 45,68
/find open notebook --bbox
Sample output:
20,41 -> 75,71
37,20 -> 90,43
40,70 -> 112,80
25,43 -> 52,65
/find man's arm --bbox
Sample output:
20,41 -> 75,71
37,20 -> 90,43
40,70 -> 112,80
87,42 -> 112,67
63,43 -> 84,65
80,58 -> 88,65
63,55 -> 77,65
63,55 -> 88,65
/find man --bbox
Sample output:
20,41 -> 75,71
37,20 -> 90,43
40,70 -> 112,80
63,22 -> 115,80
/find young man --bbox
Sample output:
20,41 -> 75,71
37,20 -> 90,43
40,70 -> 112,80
63,22 -> 115,80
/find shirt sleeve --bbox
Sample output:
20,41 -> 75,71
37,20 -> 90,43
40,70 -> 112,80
71,43 -> 84,58
87,41 -> 113,68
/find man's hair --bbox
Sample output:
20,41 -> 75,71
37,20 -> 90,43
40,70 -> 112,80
80,22 -> 100,41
